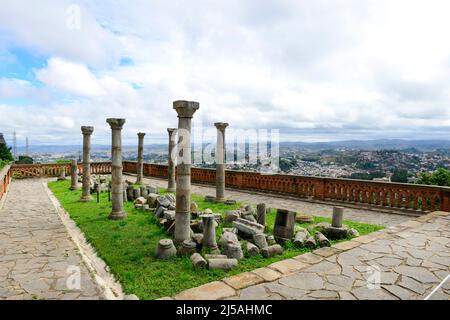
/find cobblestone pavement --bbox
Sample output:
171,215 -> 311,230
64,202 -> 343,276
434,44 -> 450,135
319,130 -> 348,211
173,212 -> 450,300
130,175 -> 412,227
0,179 -> 103,300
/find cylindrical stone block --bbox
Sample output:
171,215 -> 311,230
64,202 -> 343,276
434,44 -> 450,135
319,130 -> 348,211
261,244 -> 284,258
174,101 -> 199,244
247,242 -> 260,256
204,254 -> 228,260
107,118 -> 126,220
179,240 -> 197,256
224,242 -> 244,260
315,232 -> 331,247
256,203 -> 267,226
190,253 -> 207,268
70,160 -> 79,190
136,132 -> 145,185
80,126 -> 94,202
155,239 -> 177,259
208,258 -> 238,270
293,229 -> 310,248
202,214 -> 218,250
305,236 -> 317,248
332,206 -> 344,228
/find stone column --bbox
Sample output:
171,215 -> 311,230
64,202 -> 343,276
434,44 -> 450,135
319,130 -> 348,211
136,132 -> 146,185
173,100 -> 199,243
214,122 -> 229,202
332,207 -> 344,228
80,126 -> 94,202
107,118 -> 126,220
202,214 -> 218,250
70,159 -> 79,190
167,128 -> 177,192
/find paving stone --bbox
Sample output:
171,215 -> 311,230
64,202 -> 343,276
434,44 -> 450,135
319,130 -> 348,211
304,260 -> 341,275
264,283 -> 307,300
223,272 -> 264,290
279,273 -> 324,290
313,247 -> 340,257
239,284 -> 276,300
175,281 -> 236,300
398,276 -> 428,295
394,266 -> 440,284
333,240 -> 361,251
374,257 -> 403,267
251,268 -> 282,282
382,285 -> 415,299
351,286 -> 398,300
337,253 -> 364,267
269,259 -> 309,275
293,252 -> 323,265
307,290 -> 339,299
339,291 -> 357,300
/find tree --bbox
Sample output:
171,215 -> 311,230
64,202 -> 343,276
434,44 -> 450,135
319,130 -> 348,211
16,156 -> 33,164
417,169 -> 450,187
391,169 -> 408,183
0,143 -> 13,162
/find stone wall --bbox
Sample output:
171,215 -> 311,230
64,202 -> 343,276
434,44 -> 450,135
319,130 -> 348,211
10,161 -> 450,214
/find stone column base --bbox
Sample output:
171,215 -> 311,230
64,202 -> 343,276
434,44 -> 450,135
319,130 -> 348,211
108,212 -> 127,220
80,195 -> 93,202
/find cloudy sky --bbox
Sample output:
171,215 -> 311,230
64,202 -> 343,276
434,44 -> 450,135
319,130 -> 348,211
0,0 -> 450,146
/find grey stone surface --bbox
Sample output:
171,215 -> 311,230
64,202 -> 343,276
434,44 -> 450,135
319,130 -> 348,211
0,179 -> 103,300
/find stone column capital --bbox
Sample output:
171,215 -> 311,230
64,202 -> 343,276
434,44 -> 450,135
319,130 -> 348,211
81,126 -> 94,135
167,128 -> 177,135
137,132 -> 146,138
173,101 -> 199,118
106,118 -> 126,130
214,122 -> 229,132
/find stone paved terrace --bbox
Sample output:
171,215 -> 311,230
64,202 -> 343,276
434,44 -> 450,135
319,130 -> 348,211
1,177 -> 448,300
174,212 -> 450,300
125,174 -> 412,227
0,179 -> 103,300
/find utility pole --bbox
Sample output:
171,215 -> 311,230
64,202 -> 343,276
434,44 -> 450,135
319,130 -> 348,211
13,131 -> 17,160
25,136 -> 29,157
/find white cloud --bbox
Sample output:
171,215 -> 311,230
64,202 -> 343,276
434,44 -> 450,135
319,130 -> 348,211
36,58 -> 104,97
1,0 -> 450,144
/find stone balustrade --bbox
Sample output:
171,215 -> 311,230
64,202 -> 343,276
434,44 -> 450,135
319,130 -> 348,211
123,161 -> 450,214
9,161 -> 450,214
0,164 -> 12,204
11,162 -> 112,178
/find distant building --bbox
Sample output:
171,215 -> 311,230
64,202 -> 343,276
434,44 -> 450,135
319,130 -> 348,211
0,133 -> 6,145
373,177 -> 391,182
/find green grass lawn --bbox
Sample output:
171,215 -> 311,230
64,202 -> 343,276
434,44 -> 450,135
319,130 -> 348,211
49,180 -> 384,300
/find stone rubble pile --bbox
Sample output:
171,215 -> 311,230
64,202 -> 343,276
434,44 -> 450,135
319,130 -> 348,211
137,196 -> 357,270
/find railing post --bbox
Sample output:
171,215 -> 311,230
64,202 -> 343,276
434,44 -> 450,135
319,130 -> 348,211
314,179 -> 326,200
441,190 -> 450,212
